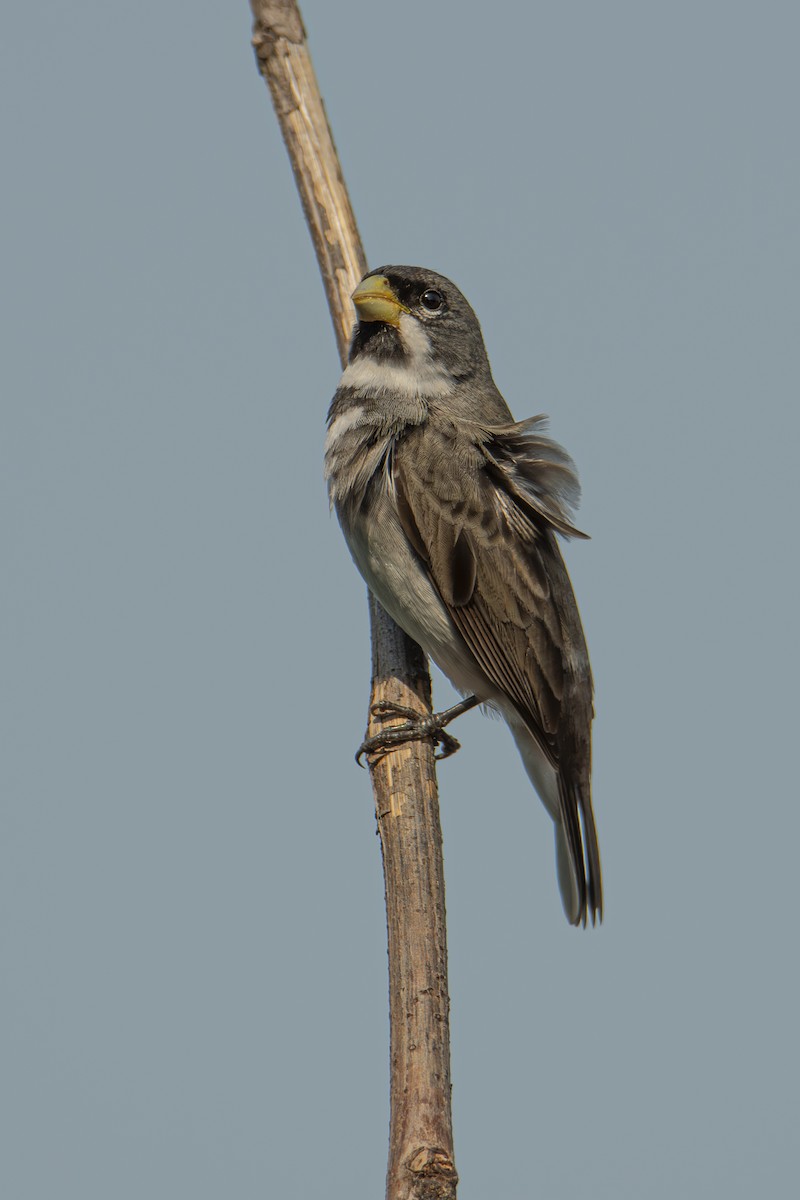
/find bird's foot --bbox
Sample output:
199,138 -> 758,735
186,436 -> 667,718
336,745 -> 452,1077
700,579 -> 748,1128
356,696 -> 480,766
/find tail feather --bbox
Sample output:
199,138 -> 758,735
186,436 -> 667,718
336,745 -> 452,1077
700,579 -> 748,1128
555,824 -> 583,925
503,706 -> 602,926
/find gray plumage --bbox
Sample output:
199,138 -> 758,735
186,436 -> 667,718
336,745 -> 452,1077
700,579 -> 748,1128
325,266 -> 601,925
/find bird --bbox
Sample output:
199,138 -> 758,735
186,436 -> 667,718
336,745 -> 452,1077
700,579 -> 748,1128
324,265 -> 601,926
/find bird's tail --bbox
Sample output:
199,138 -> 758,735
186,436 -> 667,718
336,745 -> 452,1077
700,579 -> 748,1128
503,709 -> 602,926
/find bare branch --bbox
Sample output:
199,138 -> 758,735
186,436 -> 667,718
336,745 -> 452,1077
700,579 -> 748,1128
250,0 -> 364,359
250,4 -> 458,1197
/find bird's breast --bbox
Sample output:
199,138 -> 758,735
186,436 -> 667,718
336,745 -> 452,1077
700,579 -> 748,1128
336,484 -> 491,701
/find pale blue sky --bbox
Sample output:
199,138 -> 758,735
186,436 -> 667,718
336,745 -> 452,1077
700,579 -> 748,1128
3,3 -> 798,1197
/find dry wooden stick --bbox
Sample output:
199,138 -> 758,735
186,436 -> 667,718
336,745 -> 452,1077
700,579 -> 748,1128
249,4 -> 458,1197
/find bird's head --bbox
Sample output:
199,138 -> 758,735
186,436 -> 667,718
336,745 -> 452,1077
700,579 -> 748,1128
347,265 -> 492,390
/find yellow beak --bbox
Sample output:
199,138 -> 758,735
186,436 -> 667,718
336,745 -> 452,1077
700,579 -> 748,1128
351,275 -> 409,327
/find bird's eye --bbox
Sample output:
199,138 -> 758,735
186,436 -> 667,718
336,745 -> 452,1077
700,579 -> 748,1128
420,288 -> 444,312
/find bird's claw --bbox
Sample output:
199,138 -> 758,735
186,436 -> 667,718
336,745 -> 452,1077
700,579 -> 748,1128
356,701 -> 463,766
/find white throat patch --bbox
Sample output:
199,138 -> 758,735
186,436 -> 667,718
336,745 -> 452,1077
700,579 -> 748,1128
339,313 -> 455,399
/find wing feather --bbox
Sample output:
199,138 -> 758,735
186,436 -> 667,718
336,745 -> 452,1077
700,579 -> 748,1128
393,415 -> 601,923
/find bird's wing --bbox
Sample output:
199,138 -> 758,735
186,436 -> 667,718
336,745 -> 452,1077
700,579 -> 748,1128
392,415 -> 601,921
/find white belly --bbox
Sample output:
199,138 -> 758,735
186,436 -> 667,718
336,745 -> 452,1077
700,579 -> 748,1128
339,490 -> 490,701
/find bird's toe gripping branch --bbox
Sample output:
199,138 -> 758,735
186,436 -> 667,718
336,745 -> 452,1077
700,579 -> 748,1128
355,696 -> 480,767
